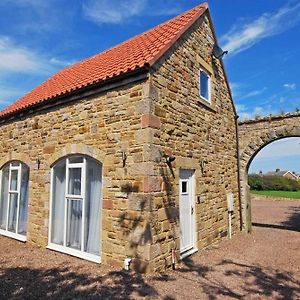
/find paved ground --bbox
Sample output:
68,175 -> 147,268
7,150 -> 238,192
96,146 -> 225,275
0,197 -> 299,299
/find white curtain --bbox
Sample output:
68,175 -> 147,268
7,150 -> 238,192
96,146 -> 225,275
85,159 -> 102,255
51,160 -> 66,245
68,168 -> 81,195
10,170 -> 18,191
66,162 -> 82,250
0,167 -> 9,230
18,165 -> 29,235
8,193 -> 18,232
51,156 -> 102,255
67,199 -> 82,250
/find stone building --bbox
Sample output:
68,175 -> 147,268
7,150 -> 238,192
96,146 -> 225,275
0,3 -> 240,272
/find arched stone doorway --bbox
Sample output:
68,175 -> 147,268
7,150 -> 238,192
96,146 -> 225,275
238,112 -> 300,231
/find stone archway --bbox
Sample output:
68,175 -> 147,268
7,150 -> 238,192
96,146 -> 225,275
238,112 -> 300,231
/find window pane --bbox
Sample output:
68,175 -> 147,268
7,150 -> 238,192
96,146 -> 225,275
69,156 -> 83,164
51,160 -> 66,245
200,71 -> 209,100
68,168 -> 82,196
11,161 -> 20,167
8,193 -> 18,232
10,169 -> 19,191
181,181 -> 187,194
51,156 -> 102,257
0,167 -> 9,230
66,199 -> 82,250
18,165 -> 29,235
85,159 -> 102,255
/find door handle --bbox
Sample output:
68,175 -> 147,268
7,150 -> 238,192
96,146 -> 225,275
191,206 -> 194,215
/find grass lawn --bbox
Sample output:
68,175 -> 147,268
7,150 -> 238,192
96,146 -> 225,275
251,190 -> 300,199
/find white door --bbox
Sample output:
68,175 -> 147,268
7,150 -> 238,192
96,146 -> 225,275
179,169 -> 195,254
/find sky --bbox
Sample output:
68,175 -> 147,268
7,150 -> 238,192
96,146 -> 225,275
0,0 -> 299,172
248,137 -> 300,174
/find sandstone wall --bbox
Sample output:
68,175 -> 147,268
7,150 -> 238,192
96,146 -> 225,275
146,13 -> 240,271
0,80 -> 160,269
239,112 -> 300,159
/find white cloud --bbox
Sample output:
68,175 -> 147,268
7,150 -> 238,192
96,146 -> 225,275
229,82 -> 242,98
235,104 -> 245,112
230,82 -> 267,100
279,97 -> 286,103
82,0 -> 182,25
239,87 -> 267,100
249,137 -> 300,173
236,104 -> 276,121
0,0 -> 70,33
49,57 -> 75,67
0,36 -> 71,75
0,37 -> 48,74
143,0 -> 183,17
0,36 -> 73,104
221,2 -> 300,55
283,83 -> 296,90
254,137 -> 300,160
238,112 -> 251,120
0,85 -> 24,104
253,106 -> 264,116
235,103 -> 251,120
83,0 -> 147,24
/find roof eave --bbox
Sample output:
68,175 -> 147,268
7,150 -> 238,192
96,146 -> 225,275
0,66 -> 149,124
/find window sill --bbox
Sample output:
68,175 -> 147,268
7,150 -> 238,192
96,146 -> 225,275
198,97 -> 217,112
47,243 -> 101,264
0,229 -> 27,242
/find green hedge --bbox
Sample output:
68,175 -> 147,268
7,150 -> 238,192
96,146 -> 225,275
248,174 -> 300,191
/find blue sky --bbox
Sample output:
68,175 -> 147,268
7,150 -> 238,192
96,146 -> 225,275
248,137 -> 300,174
0,0 -> 299,172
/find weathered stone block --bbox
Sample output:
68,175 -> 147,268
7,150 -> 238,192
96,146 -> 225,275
135,128 -> 154,144
143,144 -> 162,162
127,162 -> 155,176
136,99 -> 154,114
43,145 -> 55,154
141,114 -> 161,129
161,220 -> 170,232
143,176 -> 161,192
128,193 -> 153,211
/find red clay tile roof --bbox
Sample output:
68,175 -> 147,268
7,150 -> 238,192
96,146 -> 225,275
0,3 -> 208,118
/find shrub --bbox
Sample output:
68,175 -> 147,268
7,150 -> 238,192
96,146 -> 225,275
248,174 -> 300,191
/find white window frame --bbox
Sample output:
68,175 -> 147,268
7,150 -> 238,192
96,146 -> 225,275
48,156 -> 101,263
180,180 -> 189,195
0,162 -> 27,242
199,69 -> 211,103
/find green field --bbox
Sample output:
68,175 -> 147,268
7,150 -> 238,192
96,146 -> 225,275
251,190 -> 300,199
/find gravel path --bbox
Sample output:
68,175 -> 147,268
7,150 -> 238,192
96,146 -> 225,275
0,197 -> 299,299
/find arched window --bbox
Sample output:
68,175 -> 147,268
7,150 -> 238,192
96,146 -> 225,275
0,161 -> 29,241
49,155 -> 102,263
